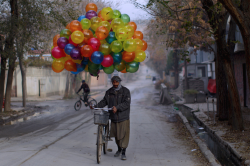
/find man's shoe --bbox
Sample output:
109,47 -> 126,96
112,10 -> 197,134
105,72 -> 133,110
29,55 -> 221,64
121,154 -> 126,160
114,151 -> 121,157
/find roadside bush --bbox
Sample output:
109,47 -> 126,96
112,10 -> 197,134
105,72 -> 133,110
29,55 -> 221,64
184,89 -> 198,95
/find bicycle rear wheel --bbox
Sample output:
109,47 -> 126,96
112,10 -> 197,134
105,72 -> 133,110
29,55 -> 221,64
74,100 -> 82,111
96,125 -> 102,164
103,121 -> 109,154
88,98 -> 97,109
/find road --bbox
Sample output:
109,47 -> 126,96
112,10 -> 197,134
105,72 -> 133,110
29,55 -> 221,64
0,66 -> 207,166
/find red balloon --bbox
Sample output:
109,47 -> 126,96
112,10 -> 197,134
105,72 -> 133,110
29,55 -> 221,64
88,37 -> 101,51
51,46 -> 66,59
101,55 -> 114,67
69,35 -> 78,46
64,60 -> 77,72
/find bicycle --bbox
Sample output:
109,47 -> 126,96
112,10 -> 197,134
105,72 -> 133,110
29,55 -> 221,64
74,93 -> 97,111
94,108 -> 112,164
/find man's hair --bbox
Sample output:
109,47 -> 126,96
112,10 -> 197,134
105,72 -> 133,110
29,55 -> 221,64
82,80 -> 85,83
111,76 -> 122,82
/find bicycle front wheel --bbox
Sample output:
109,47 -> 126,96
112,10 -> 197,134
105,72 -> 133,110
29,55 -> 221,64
96,125 -> 102,164
74,100 -> 82,111
103,121 -> 109,154
88,98 -> 97,109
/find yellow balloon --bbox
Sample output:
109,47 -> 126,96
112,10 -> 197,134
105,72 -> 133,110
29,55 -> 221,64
99,43 -> 111,55
111,40 -> 123,53
51,46 -> 54,50
111,18 -> 124,32
81,18 -> 91,30
101,7 -> 113,21
134,50 -> 146,62
100,39 -> 107,44
90,16 -> 102,31
115,27 -> 128,41
71,31 -> 84,44
85,65 -> 89,72
134,38 -> 143,50
125,25 -> 134,38
99,21 -> 111,31
123,39 -> 136,52
52,59 -> 64,71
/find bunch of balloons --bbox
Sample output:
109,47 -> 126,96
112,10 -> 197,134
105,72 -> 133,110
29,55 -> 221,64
51,3 -> 148,76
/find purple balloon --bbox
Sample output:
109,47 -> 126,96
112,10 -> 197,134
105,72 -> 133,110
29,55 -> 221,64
57,37 -> 69,49
70,48 -> 82,60
86,10 -> 97,20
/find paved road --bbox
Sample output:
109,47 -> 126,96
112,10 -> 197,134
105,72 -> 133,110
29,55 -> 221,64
0,67 -> 206,166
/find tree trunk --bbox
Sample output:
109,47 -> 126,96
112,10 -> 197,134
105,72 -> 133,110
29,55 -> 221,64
174,50 -> 179,89
0,36 -> 6,112
184,55 -> 189,90
64,72 -> 70,98
18,48 -> 27,107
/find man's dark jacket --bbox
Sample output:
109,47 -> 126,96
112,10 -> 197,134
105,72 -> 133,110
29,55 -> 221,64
97,86 -> 131,123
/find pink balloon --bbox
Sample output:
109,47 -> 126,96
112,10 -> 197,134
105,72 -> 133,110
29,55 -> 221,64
101,55 -> 114,67
51,46 -> 66,59
88,37 -> 101,52
69,35 -> 78,46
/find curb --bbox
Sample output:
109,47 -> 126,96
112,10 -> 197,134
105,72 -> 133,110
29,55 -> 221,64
178,111 -> 221,166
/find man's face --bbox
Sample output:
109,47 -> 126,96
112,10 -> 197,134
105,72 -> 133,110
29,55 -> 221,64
112,80 -> 119,88
82,82 -> 85,85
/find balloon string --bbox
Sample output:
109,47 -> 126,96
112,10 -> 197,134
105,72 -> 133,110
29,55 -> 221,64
97,75 -> 99,80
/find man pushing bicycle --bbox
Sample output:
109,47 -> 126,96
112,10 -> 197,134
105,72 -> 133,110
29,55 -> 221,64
94,76 -> 131,160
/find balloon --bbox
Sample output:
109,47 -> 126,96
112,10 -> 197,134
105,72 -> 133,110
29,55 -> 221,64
51,46 -> 54,51
76,63 -> 85,72
115,27 -> 128,41
121,14 -> 130,24
57,37 -> 69,49
64,60 -> 77,72
122,51 -> 135,62
103,65 -> 114,74
89,28 -> 95,34
72,59 -> 82,64
101,7 -> 113,21
111,52 -> 122,63
134,50 -> 146,62
77,42 -> 86,49
128,22 -> 137,31
52,46 -> 66,59
90,16 -> 102,31
52,59 -> 64,71
112,10 -> 121,19
141,39 -> 148,51
60,29 -> 72,39
91,51 -> 104,64
99,43 -> 111,55
111,18 -> 124,32
98,10 -> 104,21
71,31 -> 84,44
78,15 -> 86,22
123,39 -> 136,52
82,57 -> 89,65
100,39 -> 107,44
52,65 -> 64,73
64,44 -> 75,55
126,61 -> 139,73
114,61 -> 126,71
82,29 -> 93,43
101,55 -> 113,67
86,10 -> 97,20
81,18 -> 91,30
89,68 -> 100,77
53,34 -> 60,47
99,21 -> 111,31
125,25 -> 134,38
81,45 -> 93,58
95,26 -> 109,40
99,65 -> 104,70
71,71 -> 80,74
121,68 -> 127,73
85,65 -> 89,72
110,40 -> 123,53
88,61 -> 100,70
106,32 -> 117,44
88,37 -> 101,51
70,20 -> 82,32
86,3 -> 97,12
69,35 -> 78,46
133,31 -> 143,40
70,48 -> 82,60
66,23 -> 70,30
134,38 -> 143,50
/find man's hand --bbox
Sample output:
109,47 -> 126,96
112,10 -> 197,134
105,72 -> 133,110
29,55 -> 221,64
112,106 -> 117,114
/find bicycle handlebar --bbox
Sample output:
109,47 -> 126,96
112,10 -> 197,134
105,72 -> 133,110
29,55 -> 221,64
94,108 -> 113,112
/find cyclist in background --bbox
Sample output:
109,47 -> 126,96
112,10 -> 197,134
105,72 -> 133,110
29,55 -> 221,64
77,80 -> 90,106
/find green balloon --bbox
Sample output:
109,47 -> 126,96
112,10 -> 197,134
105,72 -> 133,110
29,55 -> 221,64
88,61 -> 100,70
112,10 -> 121,19
111,40 -> 123,53
99,43 -> 111,55
114,60 -> 126,71
88,67 -> 99,76
121,14 -> 130,24
103,65 -> 115,74
81,18 -> 91,30
60,29 -> 72,39
126,61 -> 139,73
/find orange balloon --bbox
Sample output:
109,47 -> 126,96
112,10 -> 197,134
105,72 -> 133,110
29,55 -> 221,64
64,60 -> 77,72
53,34 -> 60,47
81,45 -> 94,57
96,26 -> 109,40
122,51 -> 135,62
128,22 -> 137,31
121,68 -> 127,73
85,65 -> 89,72
86,3 -> 97,12
133,31 -> 143,40
52,65 -> 64,73
70,20 -> 82,32
82,29 -> 93,43
98,11 -> 104,21
66,23 -> 70,30
141,40 -> 148,51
